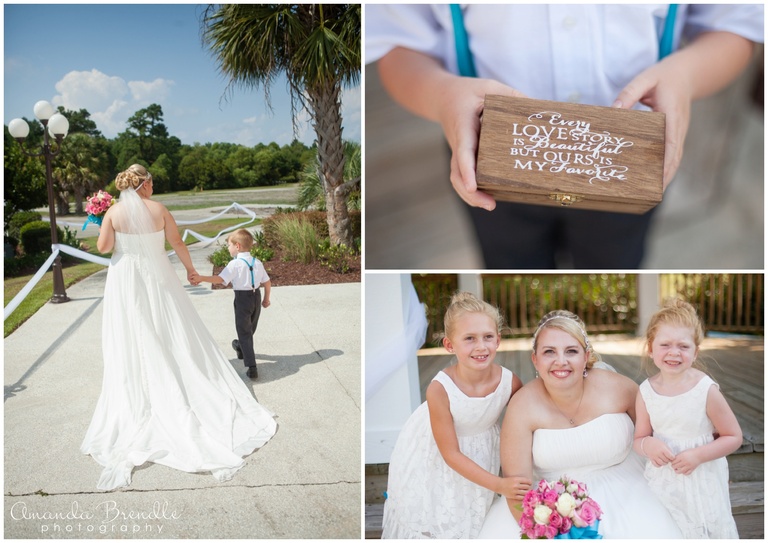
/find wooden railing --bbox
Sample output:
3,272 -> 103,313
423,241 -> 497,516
660,274 -> 764,333
412,274 -> 763,346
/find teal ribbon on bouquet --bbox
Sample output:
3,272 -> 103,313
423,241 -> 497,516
82,214 -> 104,231
556,520 -> 602,539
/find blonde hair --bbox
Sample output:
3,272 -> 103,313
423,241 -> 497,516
642,298 -> 704,375
443,291 -> 504,339
227,228 -> 254,251
532,310 -> 601,368
115,164 -> 151,191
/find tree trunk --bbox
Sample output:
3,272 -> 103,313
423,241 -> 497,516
56,193 -> 69,216
309,82 -> 353,247
74,186 -> 85,215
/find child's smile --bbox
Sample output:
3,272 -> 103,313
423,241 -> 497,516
649,324 -> 698,376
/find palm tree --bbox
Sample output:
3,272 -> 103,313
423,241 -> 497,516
298,141 -> 360,212
201,4 -> 360,247
52,133 -> 110,214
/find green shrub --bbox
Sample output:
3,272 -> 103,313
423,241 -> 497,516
274,216 -> 319,264
8,211 -> 43,239
4,253 -> 51,278
207,244 -> 233,267
318,240 -> 353,274
251,245 -> 274,262
261,210 -> 361,251
19,221 -> 64,256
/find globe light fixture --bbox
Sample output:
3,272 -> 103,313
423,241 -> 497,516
9,102 -> 70,303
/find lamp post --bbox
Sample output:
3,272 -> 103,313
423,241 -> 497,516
9,100 -> 70,303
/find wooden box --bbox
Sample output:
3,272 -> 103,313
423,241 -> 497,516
476,95 -> 665,214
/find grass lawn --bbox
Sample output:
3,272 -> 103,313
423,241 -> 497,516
4,217 -> 260,338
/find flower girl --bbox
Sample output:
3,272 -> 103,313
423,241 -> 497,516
382,292 -> 528,538
634,298 -> 742,538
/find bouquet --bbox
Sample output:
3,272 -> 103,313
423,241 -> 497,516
82,190 -> 115,230
518,477 -> 603,539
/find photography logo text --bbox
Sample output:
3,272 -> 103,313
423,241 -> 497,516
10,499 -> 182,535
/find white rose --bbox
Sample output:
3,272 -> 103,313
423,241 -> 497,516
556,492 -> 577,518
533,504 -> 553,525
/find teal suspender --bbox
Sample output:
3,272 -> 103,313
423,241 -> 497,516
659,4 -> 679,60
450,4 -> 477,77
450,4 -> 679,77
239,257 -> 256,290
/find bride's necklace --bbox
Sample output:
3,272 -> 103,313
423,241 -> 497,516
548,385 -> 585,426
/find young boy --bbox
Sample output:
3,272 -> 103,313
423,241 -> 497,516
194,229 -> 270,379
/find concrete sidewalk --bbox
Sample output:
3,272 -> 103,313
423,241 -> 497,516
4,243 -> 361,539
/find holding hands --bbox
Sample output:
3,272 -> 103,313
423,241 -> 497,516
497,475 -> 532,501
640,436 -> 676,468
188,270 -> 200,286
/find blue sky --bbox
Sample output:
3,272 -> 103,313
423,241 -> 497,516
4,4 -> 361,147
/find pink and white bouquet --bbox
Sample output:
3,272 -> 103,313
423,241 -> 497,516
519,477 -> 603,539
82,190 -> 115,230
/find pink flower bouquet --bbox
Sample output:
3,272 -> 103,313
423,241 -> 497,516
519,477 -> 603,539
82,190 -> 115,230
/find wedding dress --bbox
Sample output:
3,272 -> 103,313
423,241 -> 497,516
382,368 -> 514,538
641,376 -> 738,538
478,413 -> 682,538
81,188 -> 277,491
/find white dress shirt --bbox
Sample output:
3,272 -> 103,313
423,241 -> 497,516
366,4 -> 763,107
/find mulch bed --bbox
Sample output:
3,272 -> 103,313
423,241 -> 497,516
211,247 -> 360,288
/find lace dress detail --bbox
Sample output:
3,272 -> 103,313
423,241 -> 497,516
81,228 -> 277,490
479,413 -> 682,538
640,376 -> 738,538
382,367 -> 514,538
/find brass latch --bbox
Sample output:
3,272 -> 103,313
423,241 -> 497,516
549,193 -> 584,206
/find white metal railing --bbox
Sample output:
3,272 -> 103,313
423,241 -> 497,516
4,203 -> 257,321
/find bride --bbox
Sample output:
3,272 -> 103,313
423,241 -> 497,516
81,164 -> 277,491
479,311 -> 682,538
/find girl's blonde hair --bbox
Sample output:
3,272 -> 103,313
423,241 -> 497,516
642,298 -> 705,375
115,164 -> 151,191
532,310 -> 602,368
443,291 -> 504,339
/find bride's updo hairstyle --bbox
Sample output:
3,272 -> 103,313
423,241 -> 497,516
115,164 -> 151,191
532,310 -> 601,369
642,298 -> 704,375
443,291 -> 504,340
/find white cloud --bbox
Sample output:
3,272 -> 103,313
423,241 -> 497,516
51,69 -> 174,137
128,78 -> 174,103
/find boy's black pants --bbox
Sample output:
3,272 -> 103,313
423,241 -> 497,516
234,289 -> 262,367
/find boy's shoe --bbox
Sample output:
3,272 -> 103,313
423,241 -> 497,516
246,366 -> 258,379
232,339 -> 243,359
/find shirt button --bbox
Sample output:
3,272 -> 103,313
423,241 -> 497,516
568,92 -> 581,103
563,16 -> 577,29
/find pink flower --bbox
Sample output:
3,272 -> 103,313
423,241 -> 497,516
549,511 -> 564,529
523,490 -> 540,509
544,525 -> 558,539
578,498 -> 602,525
561,517 -> 573,533
538,479 -> 552,492
542,489 -> 559,508
533,524 -> 549,538
519,514 -> 534,533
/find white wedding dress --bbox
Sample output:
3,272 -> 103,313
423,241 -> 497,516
479,413 -> 682,539
81,189 -> 277,491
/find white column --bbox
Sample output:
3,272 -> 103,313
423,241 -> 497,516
457,273 -> 483,297
637,274 -> 660,336
365,274 -> 424,464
